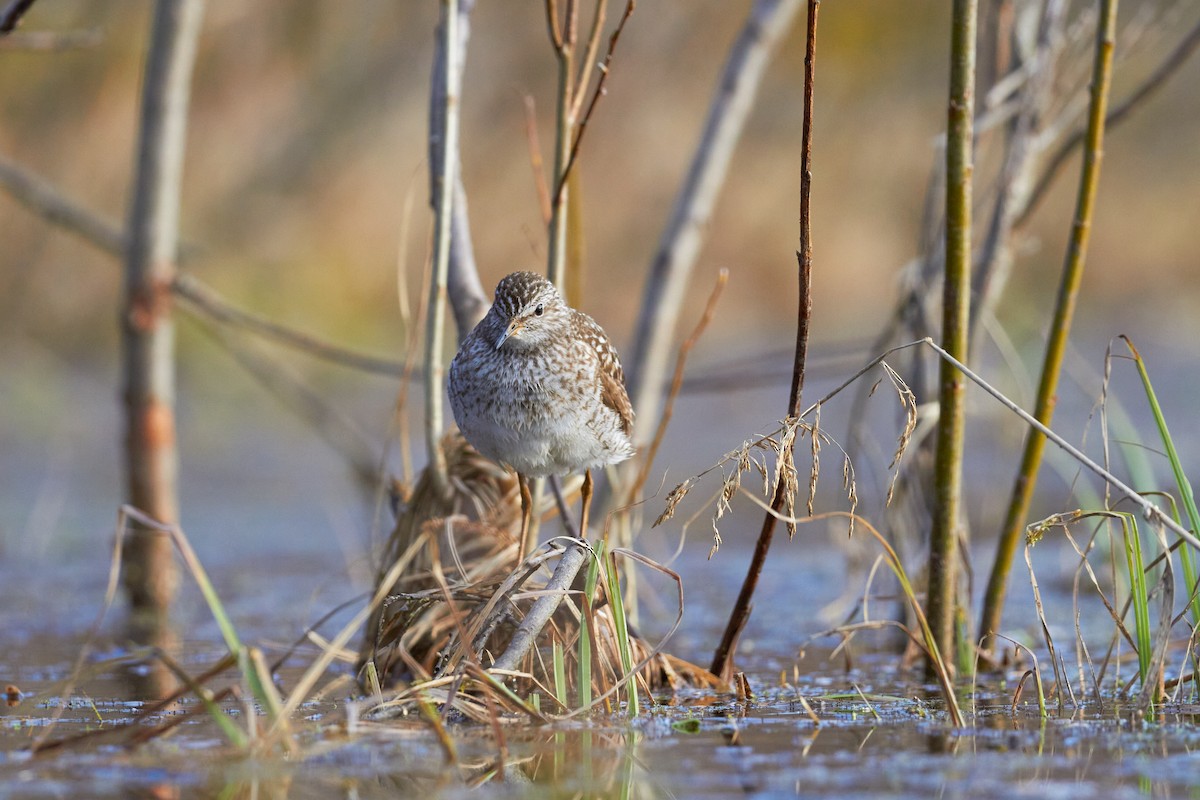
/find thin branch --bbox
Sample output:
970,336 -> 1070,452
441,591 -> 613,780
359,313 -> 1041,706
544,0 -> 577,291
428,0 -> 487,340
489,540 -> 591,673
0,29 -> 100,50
522,94 -> 553,225
0,154 -> 410,377
710,0 -> 818,683
0,155 -> 126,254
1017,14 -> 1200,228
551,0 -> 636,209
424,0 -> 466,497
630,268 -> 728,503
174,274 -> 403,376
922,337 -> 1200,554
192,316 -> 381,489
569,0 -> 608,123
545,0 -> 565,52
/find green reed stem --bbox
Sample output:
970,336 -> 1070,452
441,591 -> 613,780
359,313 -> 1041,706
578,541 -> 602,710
978,0 -> 1119,652
553,641 -> 568,710
927,0 -> 976,677
1119,512 -> 1153,688
605,549 -> 639,716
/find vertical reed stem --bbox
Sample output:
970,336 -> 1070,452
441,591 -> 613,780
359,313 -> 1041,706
546,0 -> 577,292
927,0 -> 976,677
121,0 -> 206,616
710,0 -> 817,682
978,0 -> 1119,654
424,0 -> 462,497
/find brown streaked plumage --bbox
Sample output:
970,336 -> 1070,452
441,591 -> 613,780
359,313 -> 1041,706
448,271 -> 634,544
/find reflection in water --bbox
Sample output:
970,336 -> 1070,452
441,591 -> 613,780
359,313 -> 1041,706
518,728 -> 651,799
123,613 -> 181,704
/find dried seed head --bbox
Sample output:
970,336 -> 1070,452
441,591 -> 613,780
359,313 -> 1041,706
881,361 -> 917,507
654,479 -> 693,527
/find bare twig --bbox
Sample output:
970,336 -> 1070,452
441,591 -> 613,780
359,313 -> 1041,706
522,95 -> 553,225
0,156 -> 408,378
627,0 -> 803,443
544,0 -> 578,290
551,0 -> 636,208
0,155 -> 127,254
1018,14 -> 1200,228
428,0 -> 487,339
173,275 -> 403,377
424,0 -> 466,497
569,0 -> 608,123
970,0 -> 1068,339
710,0 -> 817,683
922,337 -> 1200,553
193,317 -> 381,488
489,539 -> 591,673
0,28 -> 100,50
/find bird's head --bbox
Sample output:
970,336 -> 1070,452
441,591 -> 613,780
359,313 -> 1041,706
490,271 -> 568,350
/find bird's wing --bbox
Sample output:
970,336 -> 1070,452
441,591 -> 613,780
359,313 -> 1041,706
573,310 -> 635,437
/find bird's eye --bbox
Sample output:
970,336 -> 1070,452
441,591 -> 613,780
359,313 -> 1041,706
534,303 -> 544,316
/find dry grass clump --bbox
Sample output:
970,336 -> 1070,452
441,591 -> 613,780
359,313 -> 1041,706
358,432 -> 720,718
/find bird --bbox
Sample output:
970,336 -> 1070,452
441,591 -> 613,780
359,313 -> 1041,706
448,271 -> 635,553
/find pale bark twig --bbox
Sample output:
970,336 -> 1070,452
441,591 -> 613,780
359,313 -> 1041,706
627,0 -> 802,444
429,0 -> 487,341
544,0 -> 578,291
1017,13 -> 1200,229
489,540 -> 591,673
194,318 -> 381,488
0,155 -> 127,254
0,153 -> 410,384
0,29 -> 100,50
630,268 -> 728,503
174,275 -> 403,376
424,0 -> 466,497
121,0 -> 206,614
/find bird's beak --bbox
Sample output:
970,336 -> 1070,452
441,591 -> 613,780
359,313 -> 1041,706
496,319 -> 522,349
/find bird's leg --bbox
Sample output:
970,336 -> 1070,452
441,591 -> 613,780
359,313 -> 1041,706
578,469 -> 594,540
518,472 -> 533,557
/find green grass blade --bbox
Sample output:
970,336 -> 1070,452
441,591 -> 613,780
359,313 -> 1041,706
1126,341 -> 1200,629
578,542 -> 602,711
605,551 -> 638,717
168,527 -> 242,655
156,651 -> 248,748
1120,513 -> 1153,687
553,641 -> 567,710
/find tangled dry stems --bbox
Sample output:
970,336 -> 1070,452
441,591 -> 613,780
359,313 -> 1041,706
360,431 -> 718,718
